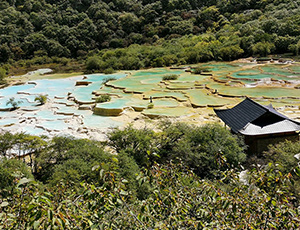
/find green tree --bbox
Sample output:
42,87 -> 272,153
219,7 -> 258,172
0,67 -> 7,84
252,41 -> 275,57
218,45 -> 244,61
35,136 -> 110,184
6,97 -> 22,110
107,125 -> 156,167
34,94 -> 48,105
0,158 -> 33,197
0,131 -> 16,158
86,55 -> 102,71
161,122 -> 246,177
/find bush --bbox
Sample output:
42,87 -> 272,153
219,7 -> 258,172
35,136 -> 111,184
265,140 -> 300,174
147,103 -> 154,109
6,97 -> 22,110
0,67 -> 7,83
107,126 -> 157,167
34,94 -> 48,105
158,122 -> 246,178
86,56 -> 102,71
162,74 -> 179,81
192,67 -> 211,74
107,122 -> 246,177
0,158 -> 33,197
103,68 -> 115,74
95,95 -> 111,103
103,76 -> 117,84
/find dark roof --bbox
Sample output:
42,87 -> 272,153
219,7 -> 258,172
214,98 -> 300,135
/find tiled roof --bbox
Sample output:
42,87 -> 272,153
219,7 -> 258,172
214,98 -> 300,135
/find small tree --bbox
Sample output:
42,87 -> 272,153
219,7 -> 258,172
86,56 -> 102,71
0,67 -> 7,84
34,94 -> 48,105
6,97 -> 22,110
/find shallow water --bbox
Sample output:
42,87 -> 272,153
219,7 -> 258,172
0,62 -> 299,138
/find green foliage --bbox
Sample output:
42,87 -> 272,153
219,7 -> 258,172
147,103 -> 154,109
0,158 -> 33,197
103,76 -> 116,84
95,95 -> 111,103
86,55 -> 102,71
107,125 -> 157,167
162,74 -> 179,81
108,122 -> 246,178
1,162 -> 300,229
116,150 -> 149,199
0,124 -> 300,228
0,67 -> 7,83
1,0 -> 298,66
34,94 -> 48,105
160,122 -> 246,177
35,136 -> 111,184
103,67 -> 115,74
192,66 -> 211,74
0,131 -> 16,157
6,97 -> 22,109
265,141 -> 300,174
252,42 -> 276,57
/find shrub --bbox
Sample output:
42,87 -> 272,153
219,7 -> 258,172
35,136 -> 111,184
158,122 -> 246,178
265,140 -> 300,174
95,95 -> 111,103
0,158 -> 33,197
147,103 -> 154,109
162,74 -> 179,81
107,125 -> 157,167
0,67 -> 7,83
192,67 -> 211,74
103,68 -> 115,74
6,97 -> 22,109
34,94 -> 48,105
103,76 -> 117,84
86,56 -> 102,71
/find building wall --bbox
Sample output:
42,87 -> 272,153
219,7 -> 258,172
245,132 -> 300,155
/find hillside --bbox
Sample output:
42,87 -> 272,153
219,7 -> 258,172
0,0 -> 299,64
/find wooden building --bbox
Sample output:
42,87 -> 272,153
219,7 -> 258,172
214,98 -> 300,154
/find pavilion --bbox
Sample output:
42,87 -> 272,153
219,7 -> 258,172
214,98 -> 300,154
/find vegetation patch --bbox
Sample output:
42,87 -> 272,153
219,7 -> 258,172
6,97 -> 22,110
34,94 -> 48,105
147,103 -> 154,109
162,74 -> 179,81
95,95 -> 111,103
103,76 -> 117,84
192,67 -> 211,74
0,125 -> 300,229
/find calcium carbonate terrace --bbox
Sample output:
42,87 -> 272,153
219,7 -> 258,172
0,61 -> 299,140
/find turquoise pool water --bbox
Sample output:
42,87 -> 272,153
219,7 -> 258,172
0,63 -> 299,137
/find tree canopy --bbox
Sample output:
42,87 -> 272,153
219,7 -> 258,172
0,0 -> 299,65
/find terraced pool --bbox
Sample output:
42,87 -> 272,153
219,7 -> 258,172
0,61 -> 299,139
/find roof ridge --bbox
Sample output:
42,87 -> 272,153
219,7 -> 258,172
244,97 -> 268,112
214,97 -> 300,133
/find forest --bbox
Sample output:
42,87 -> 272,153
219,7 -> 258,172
0,0 -> 300,74
1,123 -> 300,228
